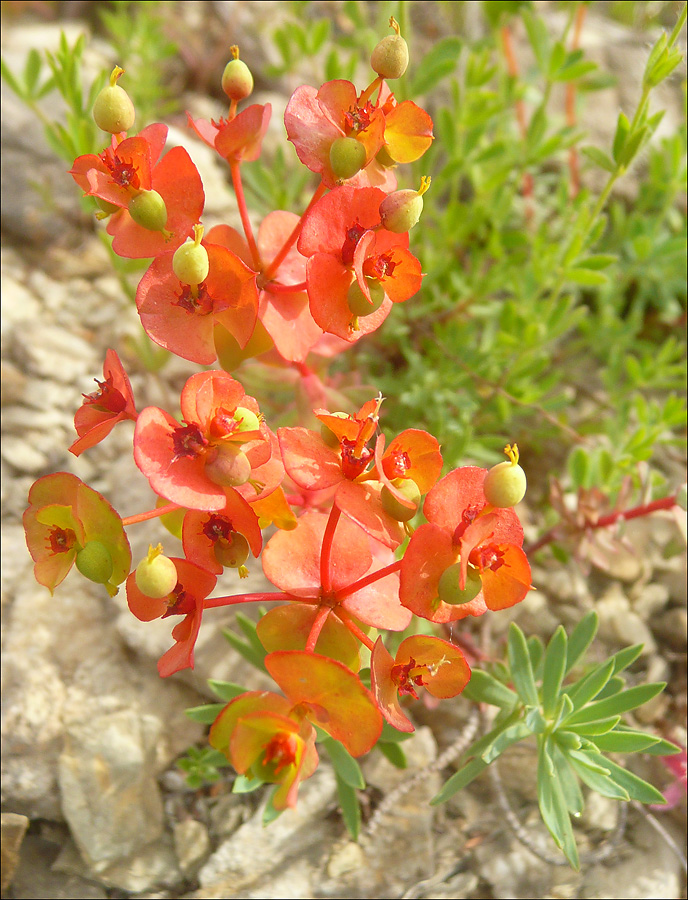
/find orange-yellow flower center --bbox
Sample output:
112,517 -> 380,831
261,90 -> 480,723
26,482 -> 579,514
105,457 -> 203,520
46,526 -> 77,556
262,732 -> 298,776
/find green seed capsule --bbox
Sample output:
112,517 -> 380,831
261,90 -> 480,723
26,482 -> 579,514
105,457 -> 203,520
371,33 -> 409,80
173,238 -> 209,286
437,564 -> 482,606
128,190 -> 168,232
93,83 -> 135,134
233,406 -> 261,433
484,460 -> 527,508
380,478 -> 421,522
214,533 -> 250,568
380,190 -> 424,233
222,58 -> 254,101
347,278 -> 385,317
330,137 -> 367,180
135,549 -> 177,598
205,444 -> 252,487
75,540 -> 114,584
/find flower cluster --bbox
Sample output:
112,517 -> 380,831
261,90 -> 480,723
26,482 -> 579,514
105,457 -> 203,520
24,23 -> 532,811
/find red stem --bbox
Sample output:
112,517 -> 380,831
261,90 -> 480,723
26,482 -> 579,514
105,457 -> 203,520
203,590 -> 313,610
305,605 -> 331,652
263,182 -> 327,282
229,160 -> 262,271
334,558 -> 403,601
262,280 -> 308,295
320,505 -> 342,595
525,494 -> 678,555
121,503 -> 180,527
337,609 -> 375,652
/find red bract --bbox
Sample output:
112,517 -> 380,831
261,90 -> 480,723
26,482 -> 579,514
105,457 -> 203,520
297,185 -> 422,341
371,635 -> 471,732
378,90 -> 434,164
400,467 -> 532,623
69,349 -> 137,456
265,651 -> 383,757
133,371 -> 281,511
187,104 -> 271,164
257,603 -> 361,672
70,124 -> 205,258
23,472 -> 131,596
262,510 -> 411,631
136,240 -> 258,365
181,493 -> 262,576
285,80 -> 390,189
126,556 -> 216,677
210,692 -> 319,809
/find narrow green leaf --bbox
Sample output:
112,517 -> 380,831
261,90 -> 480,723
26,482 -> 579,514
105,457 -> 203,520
508,623 -> 539,707
432,757 -> 488,805
235,612 -> 265,655
566,658 -> 615,709
221,628 -> 268,673
0,57 -> 25,98
636,736 -> 682,756
567,749 -> 611,776
568,753 -> 630,800
592,730 -> 661,754
462,668 -> 519,709
537,740 -> 580,868
609,644 -> 644,676
207,680 -> 249,702
233,773 -> 264,794
567,446 -> 591,489
552,59 -> 597,82
553,693 -> 575,729
263,789 -> 284,825
580,145 -> 616,173
552,744 -> 584,816
527,635 -> 545,679
565,268 -> 609,286
585,752 -> 666,804
481,722 -> 531,764
568,716 -> 621,736
379,721 -> 414,743
322,737 -> 365,789
564,683 -> 666,727
612,111 -> 630,163
542,626 -> 568,718
336,774 -> 361,840
377,741 -> 408,769
522,8 -> 551,71
575,254 -> 618,270
184,703 -> 226,724
525,706 -> 548,734
619,125 -> 649,167
553,730 -> 582,751
23,48 -> 42,95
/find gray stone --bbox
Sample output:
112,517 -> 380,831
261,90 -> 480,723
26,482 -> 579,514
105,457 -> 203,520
0,812 -> 29,892
173,818 -> 211,876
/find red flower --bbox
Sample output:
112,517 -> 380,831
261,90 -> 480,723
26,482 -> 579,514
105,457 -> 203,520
134,371 -> 281,511
181,492 -> 262,576
400,467 -> 532,623
187,104 -> 272,164
210,691 -> 319,809
297,185 -> 422,341
70,124 -> 204,258
126,556 -> 216,677
378,88 -> 434,165
69,349 -> 137,456
136,235 -> 258,365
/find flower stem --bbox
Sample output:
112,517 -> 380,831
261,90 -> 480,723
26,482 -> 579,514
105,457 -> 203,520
305,605 -> 331,652
203,591 -> 296,609
229,160 -> 262,271
122,503 -> 180,527
338,609 -> 375,652
262,280 -> 308,294
320,505 -> 342,595
263,182 -> 327,282
334,558 -> 403,601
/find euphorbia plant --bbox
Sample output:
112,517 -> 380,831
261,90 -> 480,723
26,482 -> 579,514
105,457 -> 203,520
21,12 -> 683,855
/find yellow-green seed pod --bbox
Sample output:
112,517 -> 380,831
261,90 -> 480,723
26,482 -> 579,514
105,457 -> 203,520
205,444 -> 252,487
330,136 -> 367,181
381,478 -> 421,522
214,533 -> 250,568
214,320 -> 274,372
437,564 -> 482,606
173,225 -> 209,285
371,18 -> 409,79
380,176 -> 431,233
347,277 -> 385,317
128,190 -> 168,232
233,406 -> 261,433
93,66 -> 135,133
222,48 -> 254,101
75,540 -> 114,584
135,545 -> 178,598
483,444 -> 527,508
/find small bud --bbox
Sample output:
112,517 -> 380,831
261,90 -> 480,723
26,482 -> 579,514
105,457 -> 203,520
347,277 -> 385,317
173,224 -> 209,285
483,444 -> 527,508
222,46 -> 254,101
128,189 -> 168,233
379,176 -> 431,233
437,564 -> 482,606
135,544 -> 177,598
381,477 -> 421,522
214,532 -> 250,568
93,66 -> 135,134
205,444 -> 252,487
94,196 -> 121,220
75,539 -> 114,584
330,136 -> 367,180
320,411 -> 350,448
371,17 -> 409,80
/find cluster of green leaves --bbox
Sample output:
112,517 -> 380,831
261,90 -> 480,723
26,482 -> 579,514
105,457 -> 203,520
181,613 -> 410,838
433,614 -> 680,868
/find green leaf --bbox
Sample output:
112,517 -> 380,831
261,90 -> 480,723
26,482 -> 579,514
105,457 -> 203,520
542,626 -> 568,718
565,268 -> 609,286
184,703 -> 226,724
568,716 -> 621,736
609,643 -> 644,676
322,737 -> 365,789
233,773 -> 265,794
566,658 -> 615,709
0,57 -> 25,98
507,623 -> 539,707
552,59 -> 597,82
580,146 -> 616,173
432,757 -> 488,805
379,721 -> 414,743
612,112 -> 631,164
522,8 -> 551,71
584,751 -> 666,804
567,752 -> 630,800
263,789 -> 285,825
527,635 -> 545,679
378,741 -> 408,769
552,744 -> 584,816
410,36 -> 462,95
222,626 -> 268,673
565,611 -> 598,674
591,730 -> 661,754
525,706 -> 548,734
575,254 -> 618,270
462,668 -> 519,709
481,722 -> 532,763
567,446 -> 591,489
553,730 -> 582,751
23,48 -> 43,96
207,680 -> 249,702
336,774 -> 361,840
564,683 -> 666,726
537,739 -> 579,869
